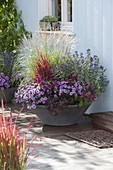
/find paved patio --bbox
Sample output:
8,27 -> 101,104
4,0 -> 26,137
1,103 -> 113,170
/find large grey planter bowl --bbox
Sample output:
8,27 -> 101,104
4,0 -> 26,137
33,103 -> 91,126
0,87 -> 17,103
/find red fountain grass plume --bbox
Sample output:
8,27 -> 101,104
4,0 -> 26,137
35,49 -> 52,83
0,100 -> 39,170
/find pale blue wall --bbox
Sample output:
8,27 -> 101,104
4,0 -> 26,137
15,0 -> 38,32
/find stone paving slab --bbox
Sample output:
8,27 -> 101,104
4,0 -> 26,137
1,104 -> 113,170
27,137 -> 113,170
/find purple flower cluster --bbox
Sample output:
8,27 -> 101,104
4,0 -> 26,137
0,50 -> 22,88
15,77 -> 96,110
0,50 -> 15,77
0,73 -> 10,90
15,83 -> 48,109
51,49 -> 108,96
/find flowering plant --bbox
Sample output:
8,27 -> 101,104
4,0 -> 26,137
0,72 -> 10,90
15,32 -> 108,112
0,50 -> 22,90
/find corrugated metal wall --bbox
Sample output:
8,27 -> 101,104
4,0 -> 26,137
73,0 -> 113,113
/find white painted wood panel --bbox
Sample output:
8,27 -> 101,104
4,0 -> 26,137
38,0 -> 51,21
85,0 -> 94,52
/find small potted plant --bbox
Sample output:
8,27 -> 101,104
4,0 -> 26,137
39,15 -> 60,31
15,32 -> 108,126
0,50 -> 22,103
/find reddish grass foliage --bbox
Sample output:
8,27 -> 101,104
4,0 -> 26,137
0,100 -> 39,170
35,49 -> 51,83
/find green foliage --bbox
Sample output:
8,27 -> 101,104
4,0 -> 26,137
0,0 -> 32,52
40,15 -> 58,22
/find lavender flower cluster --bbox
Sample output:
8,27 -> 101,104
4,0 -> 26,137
15,77 -> 96,110
0,50 -> 15,77
0,51 -> 22,88
52,49 -> 108,96
0,73 -> 10,90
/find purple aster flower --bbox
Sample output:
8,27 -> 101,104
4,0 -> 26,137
31,104 -> 36,109
70,92 -> 74,96
0,73 -> 10,90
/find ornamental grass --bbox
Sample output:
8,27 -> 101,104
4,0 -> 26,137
0,100 -> 39,170
15,31 -> 108,112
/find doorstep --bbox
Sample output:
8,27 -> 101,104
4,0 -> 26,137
91,111 -> 113,133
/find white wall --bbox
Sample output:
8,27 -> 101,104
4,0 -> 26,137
15,0 -> 51,32
15,0 -> 38,32
74,0 -> 113,113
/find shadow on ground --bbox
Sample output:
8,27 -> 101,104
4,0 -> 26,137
2,103 -> 96,140
1,103 -> 113,170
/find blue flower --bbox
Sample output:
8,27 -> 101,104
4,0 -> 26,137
100,65 -> 103,70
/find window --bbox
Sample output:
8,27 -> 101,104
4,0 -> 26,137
51,0 -> 73,30
38,0 -> 73,31
67,0 -> 72,22
52,0 -> 61,21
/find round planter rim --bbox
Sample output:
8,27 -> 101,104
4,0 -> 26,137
36,102 -> 92,108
